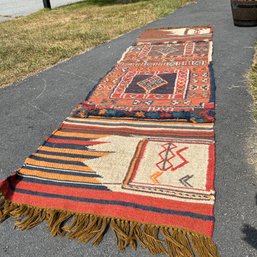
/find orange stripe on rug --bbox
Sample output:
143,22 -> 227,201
38,146 -> 108,157
25,158 -> 94,172
32,153 -> 87,162
55,130 -> 108,139
18,168 -> 101,183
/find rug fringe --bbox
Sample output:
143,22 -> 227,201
0,195 -> 219,257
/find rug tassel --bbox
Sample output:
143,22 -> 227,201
90,216 -> 109,246
189,233 -> 219,257
161,227 -> 219,257
66,214 -> 90,239
77,215 -> 108,245
14,208 -> 46,230
0,197 -> 17,222
76,215 -> 102,243
111,219 -> 130,251
63,213 -> 84,234
161,227 -> 195,257
111,219 -> 140,251
63,214 -> 108,246
46,210 -> 72,237
141,225 -> 167,255
0,196 -> 220,257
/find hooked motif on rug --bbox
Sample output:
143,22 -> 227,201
0,26 -> 219,257
72,26 -> 215,123
0,117 -> 218,256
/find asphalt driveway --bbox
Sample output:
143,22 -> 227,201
0,0 -> 257,256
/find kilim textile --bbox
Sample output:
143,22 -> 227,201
0,26 -> 219,257
71,26 -> 215,123
0,118 -> 218,256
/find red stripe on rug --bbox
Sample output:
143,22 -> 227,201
4,188 -> 213,237
61,123 -> 214,137
9,180 -> 214,216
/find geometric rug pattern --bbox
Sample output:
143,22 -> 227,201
0,26 -> 219,257
72,26 -> 215,123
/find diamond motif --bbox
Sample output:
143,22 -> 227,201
137,75 -> 168,94
155,46 -> 179,55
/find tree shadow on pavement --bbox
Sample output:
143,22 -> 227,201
88,0 -> 146,5
241,194 -> 257,250
66,0 -> 147,7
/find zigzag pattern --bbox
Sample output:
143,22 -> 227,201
156,143 -> 189,172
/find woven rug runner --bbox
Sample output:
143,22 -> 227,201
72,26 -> 215,123
0,26 -> 219,257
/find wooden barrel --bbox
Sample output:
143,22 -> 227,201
231,0 -> 257,26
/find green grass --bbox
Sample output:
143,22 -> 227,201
0,0 -> 190,87
248,45 -> 257,119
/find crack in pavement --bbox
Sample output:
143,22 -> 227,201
27,78 -> 57,121
34,78 -> 47,100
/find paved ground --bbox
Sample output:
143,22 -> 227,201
0,0 -> 80,21
0,0 -> 257,256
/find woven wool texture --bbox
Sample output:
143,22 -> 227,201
0,27 -> 219,257
72,27 -> 215,123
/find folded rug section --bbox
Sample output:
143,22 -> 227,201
71,26 -> 215,123
0,117 -> 218,256
0,26 -> 219,257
